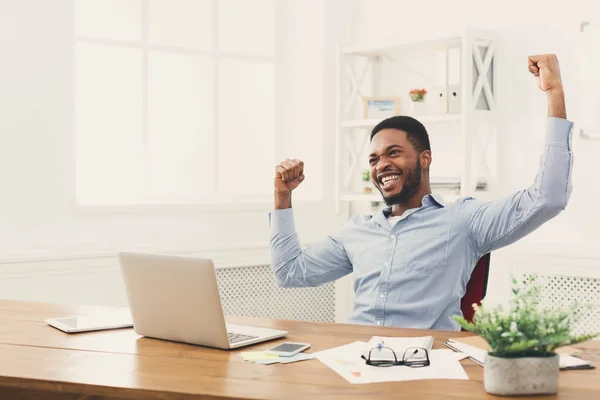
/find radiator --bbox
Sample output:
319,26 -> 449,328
215,264 -> 336,323
524,273 -> 600,336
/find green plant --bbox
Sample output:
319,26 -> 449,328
453,275 -> 599,358
362,169 -> 370,182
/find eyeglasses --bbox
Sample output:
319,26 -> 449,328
361,346 -> 430,368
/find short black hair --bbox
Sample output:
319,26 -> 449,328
370,116 -> 431,153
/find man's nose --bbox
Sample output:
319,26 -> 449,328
376,156 -> 392,173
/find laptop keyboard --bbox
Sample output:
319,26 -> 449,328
228,332 -> 259,344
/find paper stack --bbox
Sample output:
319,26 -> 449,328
239,351 -> 314,365
444,336 -> 595,370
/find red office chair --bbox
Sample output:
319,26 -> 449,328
460,253 -> 491,324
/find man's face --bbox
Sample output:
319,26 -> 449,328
368,129 -> 425,206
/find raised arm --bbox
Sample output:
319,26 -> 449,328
459,54 -> 573,255
270,159 -> 352,288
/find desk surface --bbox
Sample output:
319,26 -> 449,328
0,300 -> 598,400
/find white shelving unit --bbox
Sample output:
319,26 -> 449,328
335,27 -> 499,212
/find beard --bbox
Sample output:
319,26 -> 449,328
379,159 -> 423,206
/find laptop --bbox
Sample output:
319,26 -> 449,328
118,252 -> 287,349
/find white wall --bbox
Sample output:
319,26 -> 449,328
354,0 -> 600,303
5,0 -> 595,312
0,0 -> 355,306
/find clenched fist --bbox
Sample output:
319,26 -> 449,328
274,159 -> 305,193
528,54 -> 563,92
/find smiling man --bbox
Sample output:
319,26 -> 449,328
269,54 -> 573,330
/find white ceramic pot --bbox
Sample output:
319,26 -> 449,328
484,353 -> 559,396
409,100 -> 426,116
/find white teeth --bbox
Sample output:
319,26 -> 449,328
380,175 -> 400,184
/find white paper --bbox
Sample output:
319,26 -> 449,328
315,342 -> 469,384
446,340 -> 592,370
453,352 -> 469,361
445,340 -> 486,365
559,354 -> 592,369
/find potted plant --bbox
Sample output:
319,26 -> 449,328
409,88 -> 427,115
362,169 -> 372,193
453,276 -> 598,396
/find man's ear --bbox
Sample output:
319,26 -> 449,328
421,150 -> 432,170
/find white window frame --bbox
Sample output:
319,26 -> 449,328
73,0 -> 283,213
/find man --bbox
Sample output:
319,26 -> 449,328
269,54 -> 573,330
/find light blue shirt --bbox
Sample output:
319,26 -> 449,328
269,118 -> 574,331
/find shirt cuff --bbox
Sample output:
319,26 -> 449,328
269,208 -> 297,235
546,117 -> 574,151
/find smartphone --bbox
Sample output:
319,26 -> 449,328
265,342 -> 311,357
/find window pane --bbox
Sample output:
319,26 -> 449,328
218,59 -> 275,194
75,43 -> 144,205
149,0 -> 212,50
219,0 -> 274,56
75,0 -> 142,42
279,0 -> 324,201
147,52 -> 214,203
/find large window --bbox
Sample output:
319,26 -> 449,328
75,0 -> 276,206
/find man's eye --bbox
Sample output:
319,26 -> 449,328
389,150 -> 400,156
369,159 -> 377,165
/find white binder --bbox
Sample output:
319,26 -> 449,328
447,46 -> 461,114
434,48 -> 448,114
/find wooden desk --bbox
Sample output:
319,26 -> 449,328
0,300 -> 598,399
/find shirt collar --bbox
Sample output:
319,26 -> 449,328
373,193 -> 446,230
427,193 -> 446,207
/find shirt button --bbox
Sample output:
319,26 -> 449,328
380,293 -> 385,298
376,321 -> 382,326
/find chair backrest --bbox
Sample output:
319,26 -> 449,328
460,253 -> 491,324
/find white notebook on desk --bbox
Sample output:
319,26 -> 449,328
361,336 -> 435,359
